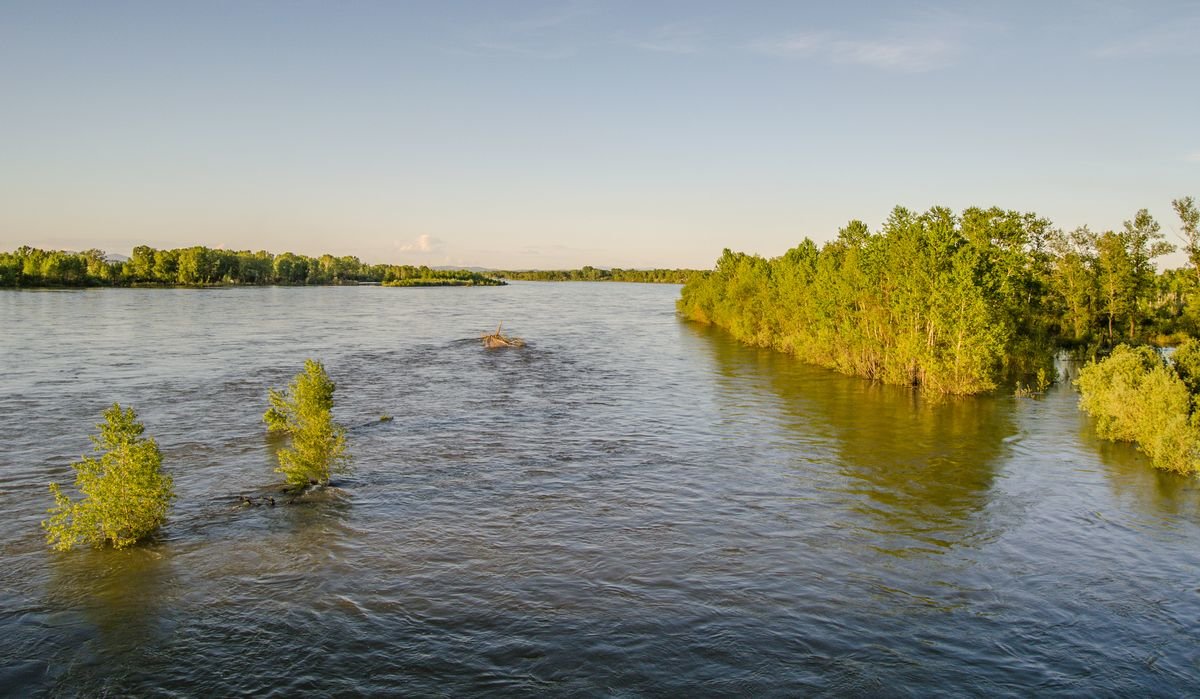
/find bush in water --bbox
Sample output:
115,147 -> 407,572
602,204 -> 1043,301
264,359 -> 349,489
43,404 -> 175,551
1076,344 -> 1200,476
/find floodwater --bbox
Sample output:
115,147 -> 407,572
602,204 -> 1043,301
0,283 -> 1198,697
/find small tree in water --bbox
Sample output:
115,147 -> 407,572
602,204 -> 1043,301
264,359 -> 349,489
43,404 -> 175,551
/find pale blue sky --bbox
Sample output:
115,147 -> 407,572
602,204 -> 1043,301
1,1 -> 1197,268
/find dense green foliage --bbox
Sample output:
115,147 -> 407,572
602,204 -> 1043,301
43,405 -> 175,551
0,245 -> 503,287
264,359 -> 349,489
493,266 -> 703,283
680,203 -> 1192,394
1076,344 -> 1200,476
679,206 -> 1055,394
382,276 -> 496,287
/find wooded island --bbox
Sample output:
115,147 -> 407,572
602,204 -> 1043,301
0,245 -> 503,287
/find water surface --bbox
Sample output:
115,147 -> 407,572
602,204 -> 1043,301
1,283 -> 1198,696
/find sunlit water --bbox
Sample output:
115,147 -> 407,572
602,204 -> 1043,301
1,283 -> 1198,697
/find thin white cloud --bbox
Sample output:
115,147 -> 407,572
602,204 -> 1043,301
1186,151 -> 1200,163
504,2 -> 594,33
751,32 -> 831,58
632,22 -> 707,54
1094,16 -> 1200,57
394,234 -> 443,254
750,10 -> 989,73
471,41 -> 578,59
753,32 -> 959,72
462,2 -> 596,59
835,36 -> 957,72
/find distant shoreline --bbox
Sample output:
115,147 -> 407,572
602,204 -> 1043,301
0,245 -> 503,288
2,245 -> 705,289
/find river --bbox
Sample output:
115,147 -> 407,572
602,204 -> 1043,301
1,283 -> 1197,696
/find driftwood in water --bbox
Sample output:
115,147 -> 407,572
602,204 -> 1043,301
482,322 -> 525,349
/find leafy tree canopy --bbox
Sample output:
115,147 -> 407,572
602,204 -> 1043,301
43,405 -> 175,551
264,359 -> 349,489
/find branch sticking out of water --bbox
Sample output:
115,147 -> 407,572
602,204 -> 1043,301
482,322 -> 525,349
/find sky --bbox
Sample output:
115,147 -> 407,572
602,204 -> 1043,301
1,0 -> 1197,269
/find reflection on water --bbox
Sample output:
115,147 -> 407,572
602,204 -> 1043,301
1083,416 -> 1200,520
696,323 -> 1009,556
47,546 -> 173,643
0,285 -> 1198,696
1060,353 -> 1199,519
40,545 -> 175,691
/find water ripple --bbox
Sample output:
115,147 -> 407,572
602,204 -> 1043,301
0,284 -> 1198,696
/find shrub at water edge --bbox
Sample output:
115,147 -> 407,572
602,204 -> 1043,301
264,359 -> 349,489
1075,343 -> 1200,476
43,404 -> 175,551
1170,338 -> 1200,396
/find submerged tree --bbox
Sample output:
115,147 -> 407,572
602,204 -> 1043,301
264,359 -> 349,489
1076,344 -> 1200,476
43,404 -> 175,551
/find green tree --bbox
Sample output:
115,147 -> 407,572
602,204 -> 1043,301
1173,196 -> 1199,279
0,252 -> 19,286
43,405 -> 175,551
125,245 -> 156,282
273,252 -> 309,284
1171,338 -> 1200,396
1096,231 -> 1135,341
1147,267 -> 1188,333
264,359 -> 349,488
177,246 -> 216,284
1122,209 -> 1174,338
677,205 -> 1053,395
41,251 -> 87,285
152,248 -> 180,283
1076,345 -> 1199,475
1048,226 -> 1099,341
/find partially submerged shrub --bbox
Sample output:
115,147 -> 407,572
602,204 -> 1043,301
43,404 -> 175,551
1076,345 -> 1200,475
1170,337 -> 1200,395
264,359 -> 349,489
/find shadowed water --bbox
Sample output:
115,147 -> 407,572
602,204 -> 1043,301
1,283 -> 1198,696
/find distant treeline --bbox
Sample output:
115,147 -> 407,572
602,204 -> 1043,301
679,200 -> 1199,395
492,266 -> 703,283
0,246 -> 504,287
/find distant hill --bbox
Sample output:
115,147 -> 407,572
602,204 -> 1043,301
432,265 -> 492,273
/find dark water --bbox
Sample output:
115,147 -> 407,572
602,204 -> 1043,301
1,283 -> 1198,697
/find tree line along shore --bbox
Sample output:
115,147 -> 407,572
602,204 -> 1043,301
678,198 -> 1200,476
0,245 -> 504,287
0,246 -> 706,288
679,200 -> 1198,394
